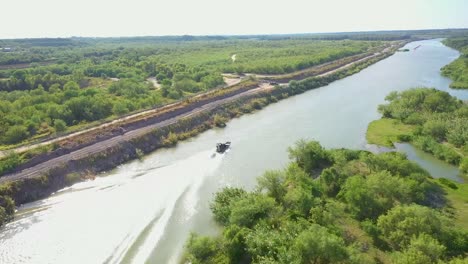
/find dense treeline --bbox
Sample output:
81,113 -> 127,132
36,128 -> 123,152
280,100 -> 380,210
151,40 -> 376,74
442,37 -> 468,89
183,140 -> 468,263
0,37 -> 381,146
0,39 -> 377,83
0,79 -> 168,145
376,88 -> 467,176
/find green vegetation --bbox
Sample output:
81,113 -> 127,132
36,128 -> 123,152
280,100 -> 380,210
0,50 -> 402,228
0,153 -> 24,176
0,195 -> 14,228
442,180 -> 468,230
0,37 -> 383,147
0,41 -> 391,178
0,143 -> 57,175
366,119 -> 415,147
368,88 -> 467,177
0,174 -> 53,227
442,37 -> 468,89
183,140 -> 468,263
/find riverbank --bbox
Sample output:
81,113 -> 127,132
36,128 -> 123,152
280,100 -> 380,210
0,42 -> 399,175
0,48 -> 397,227
366,89 -> 467,181
365,84 -> 468,239
1,38 -> 464,263
441,37 -> 468,89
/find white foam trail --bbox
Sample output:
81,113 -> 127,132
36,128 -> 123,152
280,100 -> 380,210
0,149 -> 223,264
125,150 -> 223,263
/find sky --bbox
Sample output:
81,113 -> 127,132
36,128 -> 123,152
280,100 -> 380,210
1,0 -> 467,38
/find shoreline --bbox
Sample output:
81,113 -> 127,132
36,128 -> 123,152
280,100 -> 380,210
0,42 -> 403,157
0,43 -> 402,227
366,118 -> 467,182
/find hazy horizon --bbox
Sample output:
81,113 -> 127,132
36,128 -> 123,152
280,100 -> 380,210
1,0 -> 468,39
2,27 -> 468,40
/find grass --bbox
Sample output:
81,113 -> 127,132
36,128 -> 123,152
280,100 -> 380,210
440,180 -> 468,230
366,118 -> 415,147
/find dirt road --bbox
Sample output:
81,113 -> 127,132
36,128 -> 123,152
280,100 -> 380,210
0,45 -> 397,184
0,43 -> 398,159
0,84 -> 272,184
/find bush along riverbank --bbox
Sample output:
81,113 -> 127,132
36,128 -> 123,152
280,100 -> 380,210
183,140 -> 468,263
441,37 -> 468,89
367,88 -> 467,179
0,50 -> 392,227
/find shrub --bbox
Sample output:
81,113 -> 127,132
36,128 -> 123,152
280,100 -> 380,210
438,178 -> 458,190
0,153 -> 24,176
213,114 -> 228,128
162,131 -> 179,146
3,125 -> 29,145
53,119 -> 67,132
210,187 -> 247,225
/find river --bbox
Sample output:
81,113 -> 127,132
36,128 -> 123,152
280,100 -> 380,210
0,39 -> 466,264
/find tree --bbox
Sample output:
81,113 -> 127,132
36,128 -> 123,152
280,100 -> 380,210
53,119 -> 67,132
392,234 -> 446,264
229,194 -> 278,228
63,80 -> 80,91
283,163 -> 320,217
339,171 -> 412,220
423,119 -> 447,141
210,187 -> 246,225
377,204 -> 446,250
112,101 -> 130,115
256,170 -> 286,202
288,140 -> 331,176
3,125 -> 29,145
320,167 -> 347,197
223,225 -> 250,263
184,233 -> 227,264
293,224 -> 348,264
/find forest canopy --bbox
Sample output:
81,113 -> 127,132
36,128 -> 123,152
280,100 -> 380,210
0,37 -> 381,146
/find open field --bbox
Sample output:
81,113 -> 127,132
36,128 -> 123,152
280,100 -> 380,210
366,118 -> 415,147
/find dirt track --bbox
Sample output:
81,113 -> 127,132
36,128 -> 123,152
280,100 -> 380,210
0,84 -> 271,184
0,43 -> 399,159
0,45 -> 397,184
